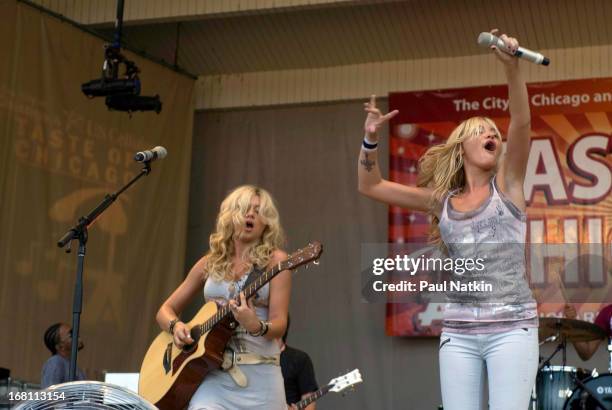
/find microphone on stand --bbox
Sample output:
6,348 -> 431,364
134,146 -> 168,163
477,32 -> 550,66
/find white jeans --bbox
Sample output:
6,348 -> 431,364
439,328 -> 539,410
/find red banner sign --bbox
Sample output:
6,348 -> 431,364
387,78 -> 612,336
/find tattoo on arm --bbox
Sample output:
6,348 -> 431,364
360,152 -> 375,172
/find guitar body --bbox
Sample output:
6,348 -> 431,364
139,301 -> 234,410
139,242 -> 323,410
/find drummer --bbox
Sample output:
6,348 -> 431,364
564,304 -> 612,361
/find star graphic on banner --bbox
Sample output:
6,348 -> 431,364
409,214 -> 416,223
398,146 -> 405,155
408,165 -> 416,173
428,133 -> 435,142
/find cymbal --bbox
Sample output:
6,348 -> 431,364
539,317 -> 607,342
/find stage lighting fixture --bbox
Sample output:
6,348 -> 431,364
105,94 -> 162,113
81,78 -> 140,98
80,0 -> 162,114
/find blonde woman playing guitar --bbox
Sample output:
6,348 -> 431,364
151,185 -> 291,410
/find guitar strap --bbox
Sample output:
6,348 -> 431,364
242,265 -> 265,292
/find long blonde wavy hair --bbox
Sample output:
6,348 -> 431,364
203,185 -> 285,282
417,116 -> 501,245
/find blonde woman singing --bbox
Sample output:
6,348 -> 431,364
357,31 -> 538,410
156,185 -> 291,410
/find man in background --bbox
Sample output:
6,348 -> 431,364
279,316 -> 318,410
41,322 -> 86,388
564,304 -> 612,361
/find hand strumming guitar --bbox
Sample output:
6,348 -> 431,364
172,322 -> 193,349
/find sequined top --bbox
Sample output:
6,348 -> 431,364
438,175 -> 538,333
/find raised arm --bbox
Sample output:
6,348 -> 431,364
357,95 -> 435,213
494,30 -> 531,211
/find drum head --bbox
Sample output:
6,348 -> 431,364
537,366 -> 580,410
564,373 -> 612,410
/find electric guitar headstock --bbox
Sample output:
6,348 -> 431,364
292,368 -> 363,409
328,369 -> 362,394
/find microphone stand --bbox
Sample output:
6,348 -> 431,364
537,335 -> 564,371
57,162 -> 152,381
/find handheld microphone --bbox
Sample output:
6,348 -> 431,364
134,146 -> 167,163
477,32 -> 550,66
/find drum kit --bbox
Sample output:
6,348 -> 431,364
533,317 -> 612,410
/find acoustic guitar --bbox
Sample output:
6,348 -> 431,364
139,242 -> 323,410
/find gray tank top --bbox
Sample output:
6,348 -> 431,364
438,175 -> 538,332
204,272 -> 279,356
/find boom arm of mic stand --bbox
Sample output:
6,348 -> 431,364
56,162 -> 152,381
57,163 -> 151,250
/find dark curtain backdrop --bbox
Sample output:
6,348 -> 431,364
188,100 -> 442,410
188,100 -> 609,410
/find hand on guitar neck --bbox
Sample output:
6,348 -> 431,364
228,291 -> 263,334
288,403 -> 315,410
288,397 -> 316,410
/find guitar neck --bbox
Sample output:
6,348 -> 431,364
199,265 -> 282,333
295,385 -> 331,409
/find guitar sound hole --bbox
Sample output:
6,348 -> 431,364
182,343 -> 196,353
163,343 -> 172,374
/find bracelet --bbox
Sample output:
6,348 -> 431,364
261,321 -> 270,336
248,320 -> 270,337
362,135 -> 378,152
364,134 -> 378,145
168,318 -> 180,335
248,321 -> 264,337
